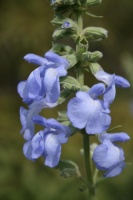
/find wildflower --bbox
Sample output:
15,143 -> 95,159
67,83 -> 111,134
23,116 -> 71,167
17,51 -> 69,104
20,98 -> 57,140
62,21 -> 72,29
93,132 -> 130,177
94,70 -> 130,107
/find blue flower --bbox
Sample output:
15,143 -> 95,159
23,116 -> 71,167
17,51 -> 69,104
67,83 -> 111,134
94,70 -> 130,107
20,98 -> 57,140
93,132 -> 130,177
62,21 -> 72,29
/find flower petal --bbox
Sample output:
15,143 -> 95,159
33,116 -> 48,127
24,53 -> 49,66
17,81 -> 27,99
45,51 -> 69,69
115,75 -> 130,88
95,70 -> 115,86
56,64 -> 67,77
88,83 -> 105,99
20,107 -> 34,140
103,83 -> 116,106
31,131 -> 45,159
104,161 -> 126,177
67,91 -> 91,129
56,133 -> 68,144
99,132 -> 130,143
26,67 -> 42,100
20,99 -> 48,140
33,116 -> 71,137
93,139 -> 120,170
44,134 -> 61,167
85,100 -> 111,134
23,140 -> 34,160
43,68 -> 60,103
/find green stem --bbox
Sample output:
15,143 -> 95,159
76,11 -> 96,200
77,12 -> 83,33
76,69 -> 84,86
76,11 -> 84,87
83,134 -> 96,200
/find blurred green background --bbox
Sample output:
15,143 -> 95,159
0,0 -> 133,199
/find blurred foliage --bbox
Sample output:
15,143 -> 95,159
0,0 -> 133,200
0,0 -> 133,88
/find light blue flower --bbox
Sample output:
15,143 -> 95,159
67,83 -> 111,134
62,21 -> 72,29
23,116 -> 71,167
93,132 -> 130,177
94,70 -> 130,107
17,51 -> 69,104
99,132 -> 130,143
20,98 -> 57,140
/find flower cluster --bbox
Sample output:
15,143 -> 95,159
67,70 -> 130,177
17,0 -> 131,182
17,51 -> 71,167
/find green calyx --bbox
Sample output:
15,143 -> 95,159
81,27 -> 108,42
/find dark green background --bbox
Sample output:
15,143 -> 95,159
0,0 -> 133,199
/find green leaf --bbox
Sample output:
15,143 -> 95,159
51,43 -> 75,55
81,51 -> 103,63
51,15 -> 66,25
85,11 -> 103,18
57,111 -> 69,122
57,89 -> 72,104
89,62 -> 103,74
81,27 -> 108,42
52,18 -> 78,41
108,125 -> 122,133
81,85 -> 90,92
52,28 -> 78,41
55,160 -> 81,178
60,76 -> 81,90
86,0 -> 102,6
63,53 -> 77,68
57,111 -> 78,134
76,38 -> 89,60
88,51 -> 103,62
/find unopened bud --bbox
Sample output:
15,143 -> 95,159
86,0 -> 102,6
82,26 -> 108,42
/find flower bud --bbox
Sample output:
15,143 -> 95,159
62,21 -> 72,29
51,16 -> 65,25
89,62 -> 103,74
52,19 -> 78,41
51,43 -> 75,55
81,27 -> 108,42
81,51 -> 103,63
88,51 -> 103,62
76,38 -> 89,60
86,0 -> 102,6
50,0 -> 77,6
